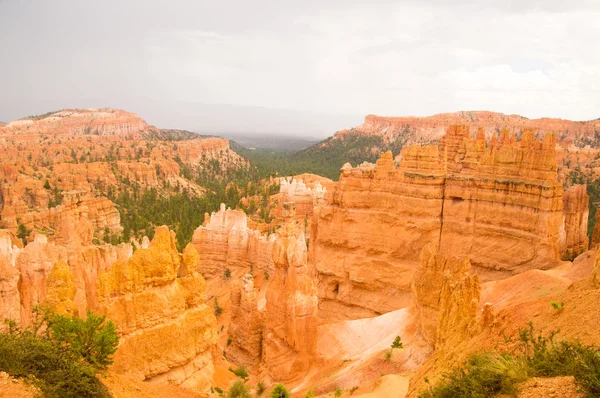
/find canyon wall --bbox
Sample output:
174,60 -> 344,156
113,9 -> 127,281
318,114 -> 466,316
311,126 -> 585,322
263,209 -> 319,383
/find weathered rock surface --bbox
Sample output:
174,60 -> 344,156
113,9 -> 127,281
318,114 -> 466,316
311,126 -> 575,322
97,226 -> 217,392
560,185 -> 589,260
192,204 -> 275,281
410,244 -> 480,363
227,274 -> 264,367
263,207 -> 318,383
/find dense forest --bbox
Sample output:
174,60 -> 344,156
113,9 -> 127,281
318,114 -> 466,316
231,131 -> 408,180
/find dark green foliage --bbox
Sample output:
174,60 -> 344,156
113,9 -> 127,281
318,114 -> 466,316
43,179 -> 51,190
270,384 -> 290,398
304,390 -> 315,398
232,131 -> 408,181
256,381 -> 266,395
228,365 -> 249,381
227,380 -> 250,398
334,387 -> 343,397
550,301 -> 564,311
420,323 -> 600,398
46,310 -> 119,371
215,298 -> 223,317
0,309 -> 117,398
16,223 -> 30,246
392,336 -> 403,349
224,268 -> 232,279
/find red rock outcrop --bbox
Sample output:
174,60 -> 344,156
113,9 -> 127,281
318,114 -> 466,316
96,226 -> 217,392
311,126 -> 576,322
0,254 -> 20,328
560,185 -> 589,260
410,244 -> 480,363
227,273 -> 264,367
263,206 -> 318,383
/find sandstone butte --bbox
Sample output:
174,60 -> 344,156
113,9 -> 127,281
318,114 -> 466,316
310,125 -> 590,322
2,118 -> 600,398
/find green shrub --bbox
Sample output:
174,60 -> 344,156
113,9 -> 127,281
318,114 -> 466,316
391,336 -> 403,349
0,309 -> 118,398
224,268 -> 232,279
256,381 -> 266,396
385,350 -> 392,361
270,383 -> 290,398
420,323 -> 600,398
215,297 -> 223,317
228,365 -> 249,381
334,387 -> 343,397
304,390 -> 315,398
550,301 -> 564,311
227,380 -> 250,398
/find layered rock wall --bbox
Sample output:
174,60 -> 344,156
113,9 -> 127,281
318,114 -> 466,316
560,185 -> 589,260
311,126 -> 576,322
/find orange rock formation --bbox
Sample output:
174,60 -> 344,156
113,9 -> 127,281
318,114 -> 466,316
96,226 -> 217,392
311,126 -> 587,322
263,204 -> 319,383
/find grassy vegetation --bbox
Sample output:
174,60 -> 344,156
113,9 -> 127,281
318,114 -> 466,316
0,308 -> 118,398
419,323 -> 600,398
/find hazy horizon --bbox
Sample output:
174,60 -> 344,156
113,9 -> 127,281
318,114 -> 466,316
1,0 -> 598,135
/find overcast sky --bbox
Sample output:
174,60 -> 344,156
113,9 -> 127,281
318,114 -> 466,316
0,0 -> 598,136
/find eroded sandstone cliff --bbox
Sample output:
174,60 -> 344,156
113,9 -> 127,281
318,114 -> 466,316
311,126 -> 585,322
96,226 -> 217,392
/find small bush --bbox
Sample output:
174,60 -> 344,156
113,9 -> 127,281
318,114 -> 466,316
264,271 -> 270,281
227,380 -> 250,398
215,297 -> 223,317
227,337 -> 232,346
304,390 -> 315,398
270,383 -> 290,398
391,336 -> 403,349
385,350 -> 392,361
334,387 -> 343,397
228,365 -> 249,381
224,268 -> 232,279
0,309 -> 117,398
550,301 -> 564,311
419,323 -> 600,398
256,381 -> 266,396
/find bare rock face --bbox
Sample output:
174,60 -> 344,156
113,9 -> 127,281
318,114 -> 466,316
411,244 -> 480,363
16,234 -> 69,326
43,260 -> 76,316
0,254 -> 20,328
227,274 -> 264,367
312,126 -> 570,322
191,204 -> 275,281
97,226 -> 217,392
263,207 -> 318,383
560,185 -> 589,260
272,178 -> 328,220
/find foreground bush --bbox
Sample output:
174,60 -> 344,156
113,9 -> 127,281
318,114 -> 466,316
271,383 -> 290,398
420,323 -> 600,398
0,309 -> 118,398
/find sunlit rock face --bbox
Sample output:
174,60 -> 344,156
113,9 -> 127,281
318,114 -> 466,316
410,244 -> 480,364
263,204 -> 319,383
311,125 -> 578,322
560,184 -> 589,260
96,226 -> 217,392
191,203 -> 275,281
227,274 -> 264,367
